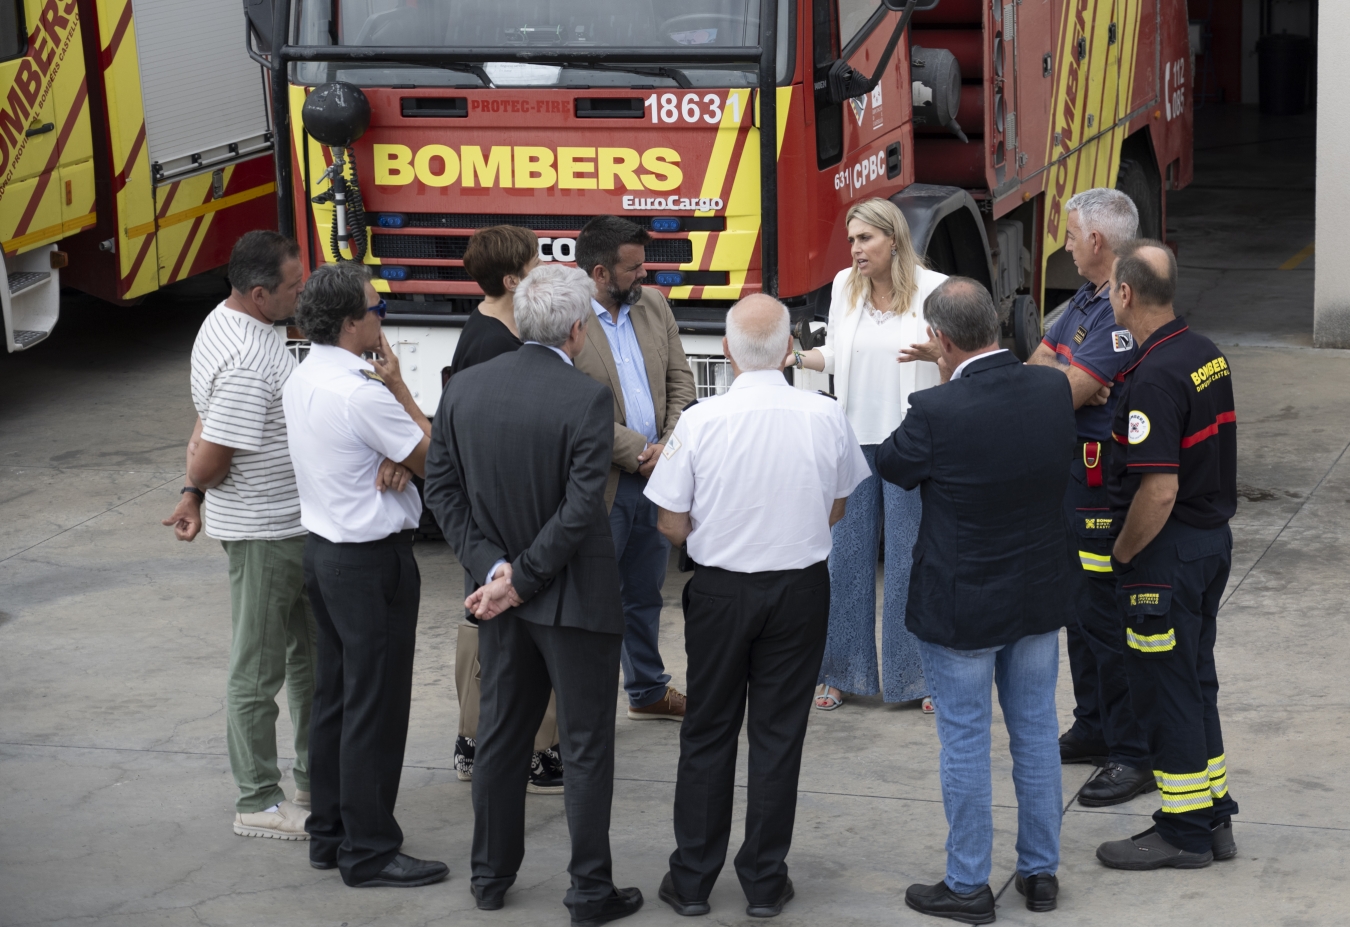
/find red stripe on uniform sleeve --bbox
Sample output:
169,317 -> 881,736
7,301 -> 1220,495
1069,360 -> 1110,386
1180,410 -> 1237,448
1127,462 -> 1180,469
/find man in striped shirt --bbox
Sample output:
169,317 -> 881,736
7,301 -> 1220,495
162,231 -> 319,841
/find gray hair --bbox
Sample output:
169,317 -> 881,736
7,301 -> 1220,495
514,263 -> 593,347
923,277 -> 1000,351
293,262 -> 370,346
1066,187 -> 1139,251
725,294 -> 790,371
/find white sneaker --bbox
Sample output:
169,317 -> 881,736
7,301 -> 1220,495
233,800 -> 311,840
293,790 -> 311,810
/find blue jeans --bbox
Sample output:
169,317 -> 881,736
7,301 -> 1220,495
610,471 -> 672,708
819,444 -> 926,701
918,631 -> 1061,895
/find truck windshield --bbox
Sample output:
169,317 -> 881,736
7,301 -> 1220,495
293,0 -> 792,88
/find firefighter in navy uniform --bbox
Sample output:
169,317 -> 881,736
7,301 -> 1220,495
1028,189 -> 1152,807
1095,240 -> 1239,870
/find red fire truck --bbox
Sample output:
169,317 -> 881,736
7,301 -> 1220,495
246,0 -> 1191,411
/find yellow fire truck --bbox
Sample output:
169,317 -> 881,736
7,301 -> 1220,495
0,0 -> 277,352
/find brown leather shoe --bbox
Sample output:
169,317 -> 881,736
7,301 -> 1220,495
627,687 -> 686,721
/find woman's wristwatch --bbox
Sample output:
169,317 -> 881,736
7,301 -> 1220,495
793,350 -> 804,369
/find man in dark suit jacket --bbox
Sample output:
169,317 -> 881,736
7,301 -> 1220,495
423,263 -> 643,927
878,277 -> 1076,924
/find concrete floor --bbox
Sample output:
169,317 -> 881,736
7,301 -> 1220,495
2,105 -> 1347,926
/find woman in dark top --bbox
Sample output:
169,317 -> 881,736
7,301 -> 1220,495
446,226 -> 566,795
449,225 -> 538,375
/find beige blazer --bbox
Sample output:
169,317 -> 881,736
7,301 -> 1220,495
575,287 -> 697,509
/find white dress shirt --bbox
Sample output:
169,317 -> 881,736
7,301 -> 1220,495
951,348 -> 1009,380
814,265 -> 947,441
644,369 -> 871,573
282,344 -> 425,543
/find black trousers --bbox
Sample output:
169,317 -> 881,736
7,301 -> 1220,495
1064,461 -> 1149,766
303,530 -> 420,884
670,561 -> 830,905
472,613 -> 623,918
1118,518 -> 1239,853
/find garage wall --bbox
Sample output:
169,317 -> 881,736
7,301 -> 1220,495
1313,0 -> 1348,347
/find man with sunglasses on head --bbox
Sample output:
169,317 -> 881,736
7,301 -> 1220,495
283,261 -> 444,888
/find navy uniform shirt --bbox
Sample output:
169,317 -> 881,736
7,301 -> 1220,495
1041,282 -> 1137,441
1107,318 -> 1237,529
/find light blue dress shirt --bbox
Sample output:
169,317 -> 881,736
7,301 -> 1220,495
592,299 -> 659,446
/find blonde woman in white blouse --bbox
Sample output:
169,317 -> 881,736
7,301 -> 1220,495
794,197 -> 945,712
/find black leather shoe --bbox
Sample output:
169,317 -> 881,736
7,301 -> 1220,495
571,887 -> 644,926
473,884 -> 506,911
1078,762 -> 1157,807
1014,873 -> 1058,912
658,873 -> 710,916
746,878 -> 794,918
1059,731 -> 1109,766
904,881 -> 995,925
310,856 -> 337,870
349,853 -> 449,888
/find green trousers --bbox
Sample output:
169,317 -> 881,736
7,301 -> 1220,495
222,536 -> 317,813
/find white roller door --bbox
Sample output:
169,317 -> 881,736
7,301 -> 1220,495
132,0 -> 273,183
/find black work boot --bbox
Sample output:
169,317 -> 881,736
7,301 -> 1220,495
1096,826 -> 1213,870
1077,763 -> 1158,807
1211,819 -> 1237,860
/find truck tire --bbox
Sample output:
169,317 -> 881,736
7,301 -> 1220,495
1116,158 -> 1161,239
1012,294 -> 1041,360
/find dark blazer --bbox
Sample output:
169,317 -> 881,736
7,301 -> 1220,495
424,344 -> 624,634
876,351 -> 1076,650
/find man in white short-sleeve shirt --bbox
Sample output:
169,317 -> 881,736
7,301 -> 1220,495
161,231 -> 318,843
643,295 -> 870,918
282,261 -> 446,889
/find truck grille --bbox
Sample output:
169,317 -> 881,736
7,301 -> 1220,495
407,267 -> 474,281
371,235 -> 693,265
688,356 -> 733,398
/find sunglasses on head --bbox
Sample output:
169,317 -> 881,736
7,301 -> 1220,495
368,299 -> 387,319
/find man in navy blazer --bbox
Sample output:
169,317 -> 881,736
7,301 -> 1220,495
878,277 -> 1076,924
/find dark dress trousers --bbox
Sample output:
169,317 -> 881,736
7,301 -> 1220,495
875,351 -> 1077,648
304,530 -> 419,882
423,344 -> 625,917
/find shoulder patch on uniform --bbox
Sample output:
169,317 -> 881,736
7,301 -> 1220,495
1127,411 -> 1151,444
682,398 -> 700,412
360,369 -> 385,384
662,435 -> 682,459
816,390 -> 838,400
1073,325 -> 1088,345
1111,330 -> 1134,353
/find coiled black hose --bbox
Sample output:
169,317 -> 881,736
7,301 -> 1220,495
314,146 -> 367,263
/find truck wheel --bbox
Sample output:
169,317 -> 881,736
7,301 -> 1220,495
1012,294 -> 1041,360
1117,158 -> 1161,239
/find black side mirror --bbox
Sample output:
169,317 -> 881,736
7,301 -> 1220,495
244,0 -> 275,53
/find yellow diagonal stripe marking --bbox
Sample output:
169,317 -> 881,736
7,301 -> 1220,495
126,182 -> 276,239
1279,243 -> 1314,270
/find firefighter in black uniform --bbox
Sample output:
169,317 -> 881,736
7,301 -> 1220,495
1029,189 -> 1152,806
1095,240 -> 1239,870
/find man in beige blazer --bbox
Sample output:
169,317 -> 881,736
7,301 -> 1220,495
575,216 -> 697,721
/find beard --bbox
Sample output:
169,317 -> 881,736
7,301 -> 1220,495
607,279 -> 644,307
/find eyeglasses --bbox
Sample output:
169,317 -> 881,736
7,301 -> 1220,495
368,299 -> 387,319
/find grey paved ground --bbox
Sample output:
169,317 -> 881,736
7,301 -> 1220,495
2,106 -> 1345,926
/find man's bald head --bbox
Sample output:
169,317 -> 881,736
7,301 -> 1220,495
726,294 -> 791,372
1112,239 -> 1176,309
